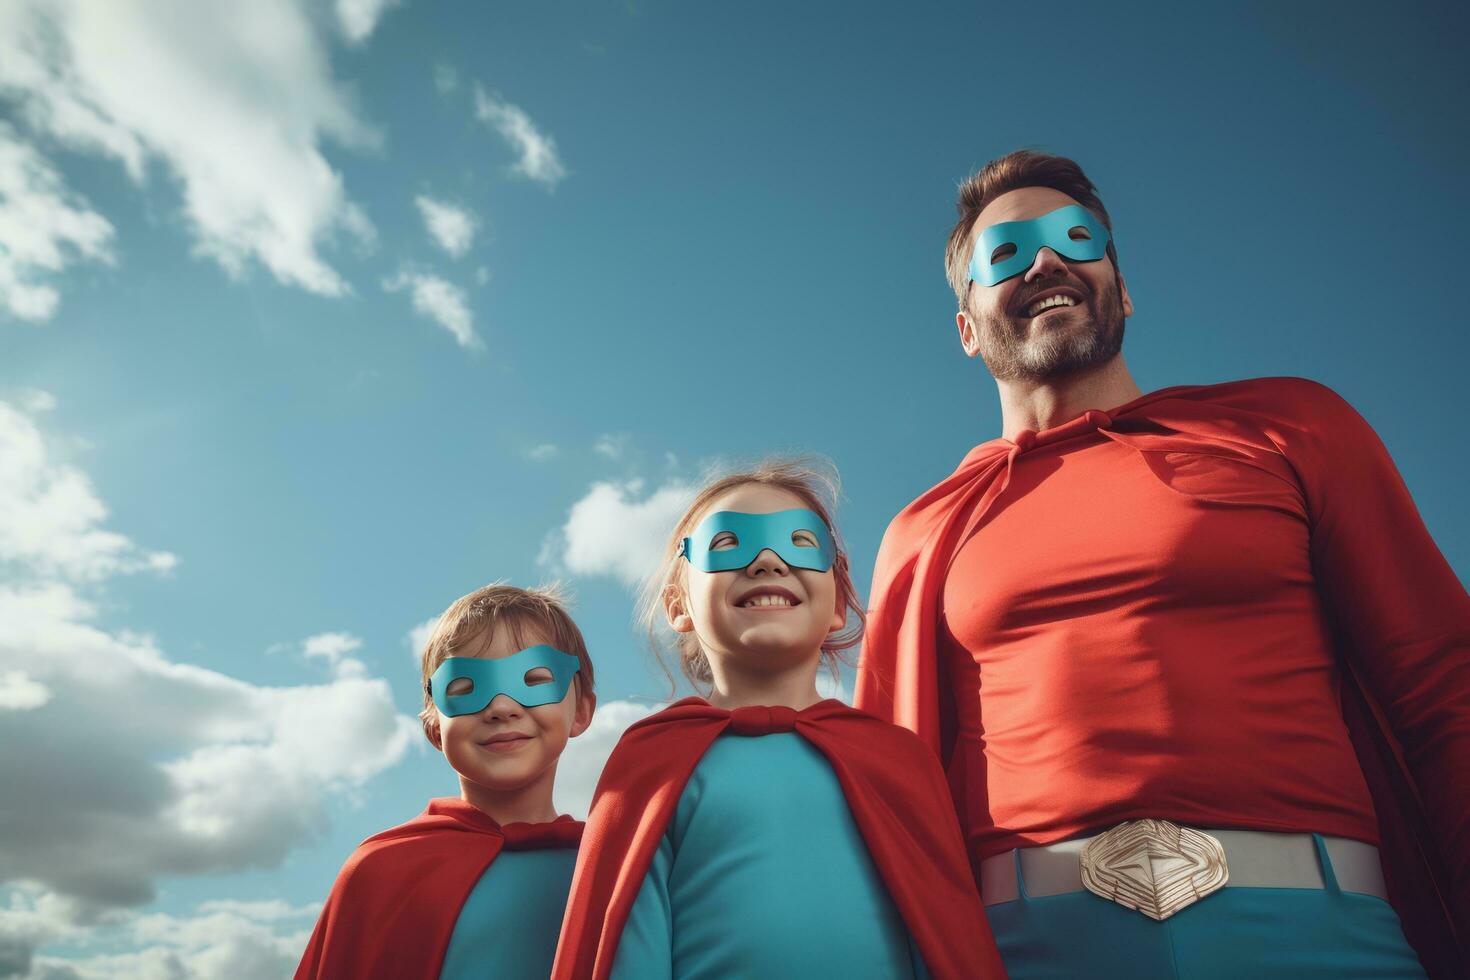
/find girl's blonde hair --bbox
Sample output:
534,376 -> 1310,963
635,456 -> 865,693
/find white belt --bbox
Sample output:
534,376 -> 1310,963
980,819 -> 1387,921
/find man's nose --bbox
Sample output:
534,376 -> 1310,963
1022,246 -> 1069,282
485,693 -> 523,718
745,548 -> 790,576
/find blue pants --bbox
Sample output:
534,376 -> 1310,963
985,835 -> 1425,979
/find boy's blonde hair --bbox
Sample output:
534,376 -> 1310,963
635,457 -> 865,692
418,582 -> 595,744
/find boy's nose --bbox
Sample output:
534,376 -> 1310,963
484,693 -> 523,718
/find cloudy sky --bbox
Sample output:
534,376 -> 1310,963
2,0 -> 1466,976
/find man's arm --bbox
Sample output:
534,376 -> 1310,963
1280,380 -> 1470,935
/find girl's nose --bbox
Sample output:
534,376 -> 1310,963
745,548 -> 789,576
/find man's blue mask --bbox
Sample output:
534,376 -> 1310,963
428,645 -> 581,717
968,204 -> 1111,287
678,508 -> 836,573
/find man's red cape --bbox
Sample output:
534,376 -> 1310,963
294,798 -> 582,980
854,384 -> 1465,978
551,698 -> 1007,980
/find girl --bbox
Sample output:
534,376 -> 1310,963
553,459 -> 1006,980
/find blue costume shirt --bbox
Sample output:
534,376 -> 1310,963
440,848 -> 577,980
611,732 -> 929,978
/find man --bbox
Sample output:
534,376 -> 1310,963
855,150 -> 1467,978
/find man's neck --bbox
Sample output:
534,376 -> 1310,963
995,355 -> 1143,440
460,768 -> 560,826
706,654 -> 825,711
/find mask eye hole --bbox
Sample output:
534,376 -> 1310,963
791,529 -> 819,549
523,666 -> 554,686
446,677 -> 474,696
990,242 -> 1017,265
710,531 -> 739,551
1067,226 -> 1093,241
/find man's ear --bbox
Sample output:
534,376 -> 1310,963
956,309 -> 981,357
569,679 -> 597,739
1118,272 -> 1134,318
664,583 -> 694,634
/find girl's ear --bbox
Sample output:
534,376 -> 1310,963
828,554 -> 850,633
664,583 -> 694,634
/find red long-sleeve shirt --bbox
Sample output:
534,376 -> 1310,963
857,377 -> 1469,936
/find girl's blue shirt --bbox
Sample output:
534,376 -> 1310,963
611,731 -> 929,979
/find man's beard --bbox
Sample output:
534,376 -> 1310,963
971,273 -> 1126,383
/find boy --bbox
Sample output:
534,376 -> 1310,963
296,583 -> 597,980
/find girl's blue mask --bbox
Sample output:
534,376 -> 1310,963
428,645 -> 581,717
968,204 -> 1111,287
678,508 -> 836,573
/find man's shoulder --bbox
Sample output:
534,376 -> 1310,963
1158,376 -> 1357,421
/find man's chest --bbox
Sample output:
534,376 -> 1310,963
942,440 -> 1315,647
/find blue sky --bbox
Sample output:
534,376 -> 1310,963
2,0 -> 1466,975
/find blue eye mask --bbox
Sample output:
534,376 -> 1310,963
968,204 -> 1111,287
678,508 -> 836,573
428,645 -> 581,717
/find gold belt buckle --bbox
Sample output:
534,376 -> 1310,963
1080,819 -> 1229,920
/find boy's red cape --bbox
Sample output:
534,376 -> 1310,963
551,698 -> 1007,980
294,798 -> 582,980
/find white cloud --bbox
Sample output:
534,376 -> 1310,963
817,670 -> 851,704
0,670 -> 51,711
472,86 -> 567,188
0,398 -> 419,932
0,124 -> 115,323
0,402 -> 177,582
414,195 -> 477,258
300,631 -> 366,679
335,0 -> 401,44
525,443 -> 559,462
434,63 -> 458,95
15,389 -> 57,413
406,616 -> 439,663
383,270 -> 479,349
555,699 -> 657,819
593,434 -> 629,460
0,0 -> 378,300
544,479 -> 695,587
22,894 -> 319,980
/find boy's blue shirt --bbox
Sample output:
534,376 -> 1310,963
440,848 -> 578,979
294,798 -> 581,980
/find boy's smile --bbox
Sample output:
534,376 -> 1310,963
431,628 -> 593,812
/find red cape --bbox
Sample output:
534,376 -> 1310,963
295,798 -> 582,980
855,382 -> 1465,978
551,698 -> 1007,980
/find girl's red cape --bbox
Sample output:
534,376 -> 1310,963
551,698 -> 1007,980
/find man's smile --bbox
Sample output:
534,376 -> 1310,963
1014,285 -> 1087,320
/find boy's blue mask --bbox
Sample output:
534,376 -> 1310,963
968,204 -> 1111,287
678,508 -> 836,573
428,645 -> 581,717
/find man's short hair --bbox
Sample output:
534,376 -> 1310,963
417,582 -> 595,742
944,150 -> 1118,310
